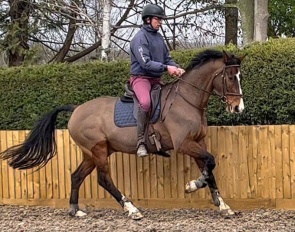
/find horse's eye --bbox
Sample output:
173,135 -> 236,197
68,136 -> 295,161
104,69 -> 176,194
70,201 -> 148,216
228,74 -> 234,81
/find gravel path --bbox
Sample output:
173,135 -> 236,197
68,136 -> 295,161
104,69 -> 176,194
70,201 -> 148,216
0,204 -> 295,231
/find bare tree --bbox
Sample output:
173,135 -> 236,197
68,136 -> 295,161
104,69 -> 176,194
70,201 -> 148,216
52,0 -> 80,63
0,0 -> 236,66
4,0 -> 31,66
100,0 -> 111,61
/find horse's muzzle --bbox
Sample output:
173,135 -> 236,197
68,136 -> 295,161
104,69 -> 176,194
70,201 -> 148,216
226,103 -> 244,114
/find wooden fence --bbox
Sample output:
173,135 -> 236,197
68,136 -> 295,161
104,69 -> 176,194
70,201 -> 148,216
0,126 -> 295,210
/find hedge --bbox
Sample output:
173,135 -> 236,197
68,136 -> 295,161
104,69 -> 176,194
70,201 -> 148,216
0,38 -> 294,129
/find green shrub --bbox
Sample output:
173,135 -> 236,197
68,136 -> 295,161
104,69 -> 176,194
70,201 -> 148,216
0,38 -> 294,129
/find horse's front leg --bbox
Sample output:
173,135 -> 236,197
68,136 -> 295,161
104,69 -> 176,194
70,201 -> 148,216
179,139 -> 234,216
189,162 -> 235,216
206,172 -> 235,216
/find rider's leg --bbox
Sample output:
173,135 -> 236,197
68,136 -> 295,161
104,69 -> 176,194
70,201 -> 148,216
130,77 -> 152,157
136,108 -> 149,156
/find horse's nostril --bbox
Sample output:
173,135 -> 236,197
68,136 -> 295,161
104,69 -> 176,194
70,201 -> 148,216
234,105 -> 240,112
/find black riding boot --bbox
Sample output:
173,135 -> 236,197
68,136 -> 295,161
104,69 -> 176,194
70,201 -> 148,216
136,108 -> 149,157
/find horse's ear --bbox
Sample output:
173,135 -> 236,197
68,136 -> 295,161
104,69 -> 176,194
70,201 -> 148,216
222,50 -> 230,63
239,54 -> 247,62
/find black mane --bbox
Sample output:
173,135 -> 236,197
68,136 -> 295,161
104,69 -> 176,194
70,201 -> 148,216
186,49 -> 223,71
186,49 -> 241,71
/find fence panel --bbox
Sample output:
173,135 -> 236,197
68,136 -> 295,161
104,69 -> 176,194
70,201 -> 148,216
0,126 -> 295,209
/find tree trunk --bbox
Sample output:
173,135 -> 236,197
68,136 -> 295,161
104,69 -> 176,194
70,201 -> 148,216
238,0 -> 269,45
237,0 -> 255,45
52,18 -> 77,63
52,1 -> 79,63
101,0 -> 111,61
225,0 -> 238,45
254,0 -> 269,41
7,0 -> 30,66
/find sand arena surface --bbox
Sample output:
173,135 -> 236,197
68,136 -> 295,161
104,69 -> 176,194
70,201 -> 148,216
1,205 -> 295,231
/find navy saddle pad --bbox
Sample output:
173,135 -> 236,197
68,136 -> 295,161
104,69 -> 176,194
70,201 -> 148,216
114,100 -> 160,127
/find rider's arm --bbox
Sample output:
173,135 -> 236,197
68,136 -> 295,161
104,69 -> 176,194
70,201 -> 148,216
163,48 -> 185,77
164,46 -> 178,67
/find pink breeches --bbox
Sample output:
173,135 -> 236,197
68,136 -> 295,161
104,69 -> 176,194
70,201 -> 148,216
130,76 -> 161,112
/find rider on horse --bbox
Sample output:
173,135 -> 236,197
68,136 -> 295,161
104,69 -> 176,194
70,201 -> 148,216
129,3 -> 185,157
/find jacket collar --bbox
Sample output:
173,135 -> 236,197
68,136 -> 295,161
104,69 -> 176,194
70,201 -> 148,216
142,24 -> 158,34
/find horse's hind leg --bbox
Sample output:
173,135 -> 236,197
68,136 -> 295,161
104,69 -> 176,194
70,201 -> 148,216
69,153 -> 95,217
92,141 -> 143,220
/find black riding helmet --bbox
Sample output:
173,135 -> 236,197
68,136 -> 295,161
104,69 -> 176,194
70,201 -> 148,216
142,4 -> 167,20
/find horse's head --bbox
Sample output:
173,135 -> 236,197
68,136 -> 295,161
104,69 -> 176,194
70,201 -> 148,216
212,50 -> 246,114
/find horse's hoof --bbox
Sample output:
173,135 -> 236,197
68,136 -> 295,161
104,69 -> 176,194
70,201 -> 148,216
221,209 -> 235,218
129,211 -> 144,220
185,181 -> 197,193
69,210 -> 87,217
75,210 -> 87,217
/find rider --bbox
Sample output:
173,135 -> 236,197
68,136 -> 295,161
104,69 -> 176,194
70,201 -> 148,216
129,3 -> 185,157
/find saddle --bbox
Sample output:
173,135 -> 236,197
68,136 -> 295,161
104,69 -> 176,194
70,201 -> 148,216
114,81 -> 170,157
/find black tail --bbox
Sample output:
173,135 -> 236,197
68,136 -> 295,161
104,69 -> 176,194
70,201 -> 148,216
0,105 -> 77,170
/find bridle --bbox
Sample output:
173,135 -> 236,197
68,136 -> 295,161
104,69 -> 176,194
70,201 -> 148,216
219,64 -> 243,103
160,64 -> 242,121
177,64 -> 242,105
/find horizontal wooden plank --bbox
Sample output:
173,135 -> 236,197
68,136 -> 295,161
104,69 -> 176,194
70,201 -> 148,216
275,199 -> 295,210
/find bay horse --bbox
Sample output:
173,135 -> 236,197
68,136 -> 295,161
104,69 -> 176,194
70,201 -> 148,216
0,49 -> 245,220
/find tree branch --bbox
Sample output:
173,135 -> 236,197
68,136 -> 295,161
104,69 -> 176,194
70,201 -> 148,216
64,0 -> 136,63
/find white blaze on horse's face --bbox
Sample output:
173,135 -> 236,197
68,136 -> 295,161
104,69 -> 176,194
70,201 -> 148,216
225,69 -> 245,114
235,71 -> 244,113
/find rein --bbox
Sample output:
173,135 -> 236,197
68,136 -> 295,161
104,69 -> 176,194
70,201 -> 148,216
160,64 -> 242,122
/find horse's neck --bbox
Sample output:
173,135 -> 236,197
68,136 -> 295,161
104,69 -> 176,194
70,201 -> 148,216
178,62 -> 222,109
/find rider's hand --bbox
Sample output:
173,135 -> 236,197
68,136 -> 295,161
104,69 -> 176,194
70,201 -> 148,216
167,65 -> 185,77
177,68 -> 185,76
